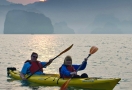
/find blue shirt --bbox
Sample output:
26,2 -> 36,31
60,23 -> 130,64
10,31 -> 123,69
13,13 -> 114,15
21,62 -> 47,75
60,61 -> 87,77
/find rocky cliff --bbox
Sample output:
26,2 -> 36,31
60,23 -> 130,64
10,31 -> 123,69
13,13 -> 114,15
4,10 -> 54,34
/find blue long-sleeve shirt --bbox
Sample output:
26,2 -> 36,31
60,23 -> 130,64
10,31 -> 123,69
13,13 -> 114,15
60,60 -> 87,77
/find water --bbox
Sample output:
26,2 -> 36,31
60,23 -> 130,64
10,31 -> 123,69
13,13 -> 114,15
0,34 -> 132,90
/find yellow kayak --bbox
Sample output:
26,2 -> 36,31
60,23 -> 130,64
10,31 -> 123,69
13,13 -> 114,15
7,67 -> 121,90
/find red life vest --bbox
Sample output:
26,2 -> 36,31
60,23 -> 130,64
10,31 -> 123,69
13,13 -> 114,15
60,65 -> 76,78
67,65 -> 76,72
25,60 -> 43,74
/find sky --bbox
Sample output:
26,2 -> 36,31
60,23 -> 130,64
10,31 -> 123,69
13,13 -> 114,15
7,0 -> 42,5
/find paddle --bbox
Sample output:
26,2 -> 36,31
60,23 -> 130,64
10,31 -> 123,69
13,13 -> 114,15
60,46 -> 98,90
26,44 -> 73,79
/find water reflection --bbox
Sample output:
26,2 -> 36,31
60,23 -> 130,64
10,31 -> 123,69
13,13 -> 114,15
21,80 -> 40,90
7,78 -> 14,82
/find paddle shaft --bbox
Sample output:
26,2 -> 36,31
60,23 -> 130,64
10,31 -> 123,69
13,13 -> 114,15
76,46 -> 98,71
76,54 -> 91,72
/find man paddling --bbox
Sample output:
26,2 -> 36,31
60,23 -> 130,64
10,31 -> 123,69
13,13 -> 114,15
20,52 -> 53,80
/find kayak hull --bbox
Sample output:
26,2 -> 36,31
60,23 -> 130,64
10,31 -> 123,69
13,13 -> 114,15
7,67 -> 121,90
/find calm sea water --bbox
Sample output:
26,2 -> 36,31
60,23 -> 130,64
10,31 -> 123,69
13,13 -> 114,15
0,34 -> 132,90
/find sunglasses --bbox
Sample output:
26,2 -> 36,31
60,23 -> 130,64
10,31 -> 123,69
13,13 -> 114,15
32,56 -> 38,58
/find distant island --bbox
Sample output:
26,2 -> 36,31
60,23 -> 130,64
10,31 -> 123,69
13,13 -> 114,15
4,10 -> 54,34
54,22 -> 75,34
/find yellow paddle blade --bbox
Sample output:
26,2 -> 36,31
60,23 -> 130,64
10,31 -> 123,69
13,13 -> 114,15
60,79 -> 71,90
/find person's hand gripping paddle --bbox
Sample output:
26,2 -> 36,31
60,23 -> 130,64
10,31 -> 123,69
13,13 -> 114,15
60,46 -> 98,90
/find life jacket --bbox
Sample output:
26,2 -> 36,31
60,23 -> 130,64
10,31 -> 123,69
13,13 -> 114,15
59,65 -> 76,78
25,60 -> 43,74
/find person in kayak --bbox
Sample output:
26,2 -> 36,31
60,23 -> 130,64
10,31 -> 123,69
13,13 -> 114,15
20,52 -> 53,80
59,55 -> 88,78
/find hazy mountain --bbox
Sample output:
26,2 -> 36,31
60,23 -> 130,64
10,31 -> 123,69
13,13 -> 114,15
91,22 -> 123,34
4,10 -> 54,34
54,22 -> 75,34
0,3 -> 41,33
0,0 -> 12,5
120,20 -> 132,33
0,0 -> 132,34
26,0 -> 132,34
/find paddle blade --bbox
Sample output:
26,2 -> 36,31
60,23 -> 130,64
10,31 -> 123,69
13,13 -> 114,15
90,46 -> 98,54
54,44 -> 73,60
59,44 -> 73,55
60,79 -> 71,90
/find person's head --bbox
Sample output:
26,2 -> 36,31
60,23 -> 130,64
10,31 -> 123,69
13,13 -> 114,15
31,52 -> 38,61
64,55 -> 72,65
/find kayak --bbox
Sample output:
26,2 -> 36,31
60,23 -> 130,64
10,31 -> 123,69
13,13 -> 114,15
7,67 -> 121,90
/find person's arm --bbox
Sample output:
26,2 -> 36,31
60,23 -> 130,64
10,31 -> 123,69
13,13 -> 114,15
41,59 -> 54,67
73,58 -> 88,71
20,73 -> 26,80
46,59 -> 54,66
61,65 -> 71,76
41,62 -> 47,68
20,62 -> 30,80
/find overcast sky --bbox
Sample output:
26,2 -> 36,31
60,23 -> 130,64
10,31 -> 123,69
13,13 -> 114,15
7,0 -> 40,5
